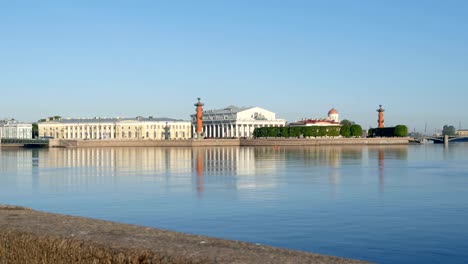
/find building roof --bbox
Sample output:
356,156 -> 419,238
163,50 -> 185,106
202,106 -> 251,115
328,108 -> 338,115
39,117 -> 187,124
290,119 -> 341,126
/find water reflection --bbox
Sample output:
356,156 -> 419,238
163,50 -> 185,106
0,146 -> 410,193
367,146 -> 409,193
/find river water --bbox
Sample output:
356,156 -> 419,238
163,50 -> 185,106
1,144 -> 467,263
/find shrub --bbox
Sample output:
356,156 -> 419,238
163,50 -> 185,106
340,125 -> 351,137
394,125 -> 408,137
350,124 -> 363,137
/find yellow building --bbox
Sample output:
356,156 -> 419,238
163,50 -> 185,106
457,130 -> 468,136
38,117 -> 192,140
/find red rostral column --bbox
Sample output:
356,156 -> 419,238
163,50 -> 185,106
377,105 -> 385,128
195,97 -> 204,139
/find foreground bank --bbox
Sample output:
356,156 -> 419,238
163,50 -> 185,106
0,205 -> 367,264
47,137 -> 409,148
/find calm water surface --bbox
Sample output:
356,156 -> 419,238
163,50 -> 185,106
1,144 -> 468,263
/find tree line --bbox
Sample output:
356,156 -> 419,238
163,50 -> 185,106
367,125 -> 408,137
253,124 -> 363,138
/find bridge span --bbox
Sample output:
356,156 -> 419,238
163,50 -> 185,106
414,135 -> 468,145
0,138 -> 49,147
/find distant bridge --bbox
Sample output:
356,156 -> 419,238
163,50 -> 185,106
414,135 -> 468,144
0,138 -> 49,147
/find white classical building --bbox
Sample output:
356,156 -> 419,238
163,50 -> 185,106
0,119 -> 33,139
38,117 -> 192,140
191,106 -> 286,138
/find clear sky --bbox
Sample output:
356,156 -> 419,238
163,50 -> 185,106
1,0 -> 467,133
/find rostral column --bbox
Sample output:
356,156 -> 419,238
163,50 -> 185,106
377,105 -> 385,128
194,98 -> 204,139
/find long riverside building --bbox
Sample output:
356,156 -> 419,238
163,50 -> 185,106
38,117 -> 192,140
190,106 -> 286,138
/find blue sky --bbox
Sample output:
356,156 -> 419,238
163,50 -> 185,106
1,0 -> 467,132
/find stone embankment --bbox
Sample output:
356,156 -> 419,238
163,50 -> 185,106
0,205 -> 368,264
49,137 -> 408,148
241,137 -> 409,146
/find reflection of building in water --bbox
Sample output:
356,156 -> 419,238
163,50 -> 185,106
35,148 -> 193,190
0,148 -> 33,173
367,146 -> 408,193
0,148 -> 34,188
274,146 -> 356,167
40,148 -> 192,175
192,147 -> 284,194
273,146 -> 364,186
193,147 -> 285,176
379,149 -> 384,193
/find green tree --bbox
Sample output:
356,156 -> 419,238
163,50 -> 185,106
442,125 -> 456,136
328,127 -> 340,137
32,123 -> 39,138
253,128 -> 260,138
350,124 -> 363,137
289,127 -> 302,137
394,125 -> 408,137
279,127 -> 289,137
268,127 -> 279,137
340,125 -> 351,137
302,126 -> 313,137
340,119 -> 355,126
318,126 -> 327,137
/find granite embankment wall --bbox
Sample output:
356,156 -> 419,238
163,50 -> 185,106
0,205 -> 367,264
49,138 -> 408,148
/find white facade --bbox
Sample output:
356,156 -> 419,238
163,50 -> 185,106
0,120 -> 33,139
191,106 -> 286,138
39,117 -> 192,140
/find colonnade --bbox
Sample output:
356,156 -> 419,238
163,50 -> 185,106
192,123 -> 283,138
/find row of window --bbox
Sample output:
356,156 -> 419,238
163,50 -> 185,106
42,125 -> 190,131
43,131 -> 187,139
